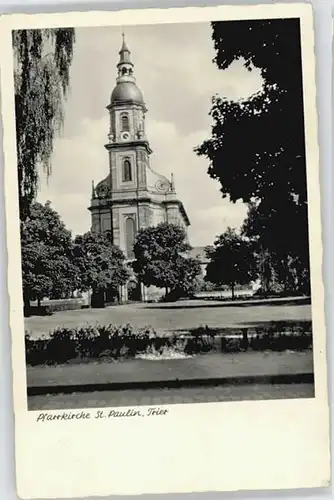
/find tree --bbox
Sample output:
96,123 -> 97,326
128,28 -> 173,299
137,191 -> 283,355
13,28 -> 75,218
73,231 -> 130,305
21,201 -> 78,313
165,256 -> 202,301
132,222 -> 201,300
195,19 -> 310,293
241,201 -> 310,294
205,228 -> 256,299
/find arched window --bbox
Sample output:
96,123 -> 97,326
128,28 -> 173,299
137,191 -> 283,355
121,114 -> 130,132
122,159 -> 132,182
125,217 -> 136,259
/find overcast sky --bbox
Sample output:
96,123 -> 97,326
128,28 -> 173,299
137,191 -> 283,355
37,22 -> 263,247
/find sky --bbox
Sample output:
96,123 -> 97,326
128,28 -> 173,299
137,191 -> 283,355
37,22 -> 263,247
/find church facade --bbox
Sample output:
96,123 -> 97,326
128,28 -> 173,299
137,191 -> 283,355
88,34 -> 190,302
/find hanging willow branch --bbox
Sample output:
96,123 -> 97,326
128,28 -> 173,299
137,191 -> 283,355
13,28 -> 75,218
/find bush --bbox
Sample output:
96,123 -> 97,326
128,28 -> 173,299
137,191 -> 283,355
25,321 -> 313,366
27,299 -> 84,317
27,306 -> 54,317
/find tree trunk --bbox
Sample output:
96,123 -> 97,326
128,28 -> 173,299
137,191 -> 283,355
231,284 -> 235,300
259,248 -> 271,295
23,291 -> 31,317
37,297 -> 41,308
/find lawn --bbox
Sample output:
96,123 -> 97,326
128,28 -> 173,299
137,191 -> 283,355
25,297 -> 312,339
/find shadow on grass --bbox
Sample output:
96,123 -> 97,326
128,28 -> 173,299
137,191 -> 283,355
173,320 -> 312,334
144,297 -> 311,311
238,320 -> 312,329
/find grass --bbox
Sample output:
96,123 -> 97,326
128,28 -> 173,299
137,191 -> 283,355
25,298 -> 312,339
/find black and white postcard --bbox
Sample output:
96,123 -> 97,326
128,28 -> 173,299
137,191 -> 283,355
0,3 -> 330,498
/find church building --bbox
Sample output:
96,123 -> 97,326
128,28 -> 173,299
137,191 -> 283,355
88,34 -> 190,302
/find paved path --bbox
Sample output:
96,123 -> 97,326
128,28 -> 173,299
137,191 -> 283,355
25,298 -> 311,339
28,383 -> 314,410
27,351 -> 313,389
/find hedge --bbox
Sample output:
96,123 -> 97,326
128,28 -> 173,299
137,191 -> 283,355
25,322 -> 313,366
26,299 -> 85,317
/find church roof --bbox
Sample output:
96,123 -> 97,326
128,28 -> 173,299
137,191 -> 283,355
110,81 -> 144,105
189,246 -> 210,263
110,33 -> 145,107
118,33 -> 133,66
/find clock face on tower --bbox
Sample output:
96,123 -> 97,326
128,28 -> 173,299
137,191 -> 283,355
121,131 -> 130,141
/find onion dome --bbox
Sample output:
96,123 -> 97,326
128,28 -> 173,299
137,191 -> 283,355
111,81 -> 144,105
110,33 -> 144,106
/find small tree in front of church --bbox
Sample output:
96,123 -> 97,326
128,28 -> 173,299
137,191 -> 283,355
205,227 -> 257,300
73,231 -> 130,305
21,201 -> 79,315
132,222 -> 201,301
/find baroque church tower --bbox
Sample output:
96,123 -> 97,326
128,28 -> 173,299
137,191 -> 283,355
89,34 -> 190,302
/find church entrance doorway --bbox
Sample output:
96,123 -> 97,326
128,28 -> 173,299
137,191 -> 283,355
128,280 -> 141,302
91,289 -> 106,308
105,287 -> 119,306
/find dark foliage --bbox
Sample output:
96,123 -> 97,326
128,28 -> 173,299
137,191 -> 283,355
133,222 -> 202,299
25,322 -> 312,366
21,201 -> 78,313
195,19 -> 310,295
205,228 -> 257,299
73,231 -> 130,296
